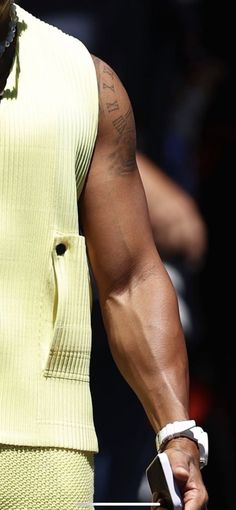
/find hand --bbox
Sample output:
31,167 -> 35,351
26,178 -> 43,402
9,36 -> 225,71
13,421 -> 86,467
163,438 -> 208,510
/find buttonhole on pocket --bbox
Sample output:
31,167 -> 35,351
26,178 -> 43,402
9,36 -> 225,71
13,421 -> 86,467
55,243 -> 67,256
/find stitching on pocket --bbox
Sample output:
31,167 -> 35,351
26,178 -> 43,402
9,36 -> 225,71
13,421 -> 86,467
43,234 -> 91,382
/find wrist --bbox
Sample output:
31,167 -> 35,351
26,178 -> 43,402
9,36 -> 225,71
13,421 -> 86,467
162,436 -> 200,458
156,420 -> 209,469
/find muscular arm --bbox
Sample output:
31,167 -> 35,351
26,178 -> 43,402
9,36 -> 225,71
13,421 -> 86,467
79,56 -> 208,509
80,56 -> 189,432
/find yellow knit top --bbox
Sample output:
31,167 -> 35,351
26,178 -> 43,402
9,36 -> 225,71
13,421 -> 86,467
0,4 -> 99,452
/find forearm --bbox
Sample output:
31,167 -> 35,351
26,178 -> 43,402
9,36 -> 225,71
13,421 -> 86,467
137,150 -> 183,203
101,264 -> 190,433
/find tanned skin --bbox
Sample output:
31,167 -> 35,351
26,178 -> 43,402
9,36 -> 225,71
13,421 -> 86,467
0,2 -> 208,507
79,57 -> 208,509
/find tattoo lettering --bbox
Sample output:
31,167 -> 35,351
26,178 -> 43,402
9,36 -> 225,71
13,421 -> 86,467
106,101 -> 119,113
112,108 -> 132,135
93,57 -> 136,175
113,116 -> 126,135
108,108 -> 136,175
103,82 -> 115,93
103,65 -> 114,79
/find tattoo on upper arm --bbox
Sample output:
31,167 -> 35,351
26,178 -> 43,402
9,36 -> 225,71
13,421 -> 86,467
106,100 -> 119,113
113,108 -> 132,136
108,107 -> 136,175
103,82 -> 115,93
103,65 -> 114,79
94,58 -> 137,175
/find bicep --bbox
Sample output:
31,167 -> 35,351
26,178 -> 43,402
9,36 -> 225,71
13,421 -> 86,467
79,58 -> 158,298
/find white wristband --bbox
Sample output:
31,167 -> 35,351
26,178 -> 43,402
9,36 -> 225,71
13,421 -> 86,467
156,420 -> 196,451
156,420 -> 209,469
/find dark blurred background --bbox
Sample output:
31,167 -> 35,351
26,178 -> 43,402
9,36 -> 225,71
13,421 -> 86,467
19,1 -> 235,508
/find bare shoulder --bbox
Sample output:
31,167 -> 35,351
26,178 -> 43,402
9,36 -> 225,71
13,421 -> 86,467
90,54 -> 137,174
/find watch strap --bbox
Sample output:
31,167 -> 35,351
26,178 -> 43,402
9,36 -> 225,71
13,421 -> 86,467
156,420 -> 196,451
178,426 -> 209,469
156,420 -> 208,469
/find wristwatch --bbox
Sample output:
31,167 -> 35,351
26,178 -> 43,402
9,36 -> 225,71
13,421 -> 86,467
156,420 -> 209,469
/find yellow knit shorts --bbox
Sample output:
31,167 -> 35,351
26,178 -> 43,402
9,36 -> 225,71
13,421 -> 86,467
0,444 -> 94,510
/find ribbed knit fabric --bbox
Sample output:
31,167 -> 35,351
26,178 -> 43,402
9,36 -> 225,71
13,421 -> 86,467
0,5 -> 99,451
0,445 -> 94,510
